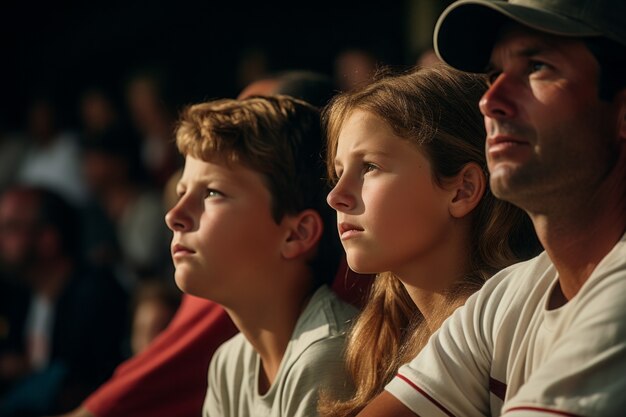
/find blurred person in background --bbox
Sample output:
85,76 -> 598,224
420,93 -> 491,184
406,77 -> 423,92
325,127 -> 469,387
130,280 -> 181,356
0,123 -> 28,192
125,70 -> 181,189
80,126 -> 170,285
16,98 -> 88,207
333,48 -> 378,92
0,186 -> 128,416
78,88 -> 122,138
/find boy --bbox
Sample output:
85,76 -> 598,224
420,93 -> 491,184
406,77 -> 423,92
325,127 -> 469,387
165,95 -> 356,417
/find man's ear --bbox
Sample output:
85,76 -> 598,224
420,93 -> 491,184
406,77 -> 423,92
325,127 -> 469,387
281,209 -> 323,260
448,162 -> 486,219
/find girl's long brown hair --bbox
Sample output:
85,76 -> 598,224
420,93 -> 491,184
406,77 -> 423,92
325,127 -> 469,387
319,65 -> 540,417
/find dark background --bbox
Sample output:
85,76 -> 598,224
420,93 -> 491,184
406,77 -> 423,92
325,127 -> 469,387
0,0 -> 451,132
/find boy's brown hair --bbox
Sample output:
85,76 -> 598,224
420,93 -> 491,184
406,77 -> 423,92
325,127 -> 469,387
175,95 -> 340,288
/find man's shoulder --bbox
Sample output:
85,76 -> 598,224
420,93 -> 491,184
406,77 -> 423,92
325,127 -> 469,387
481,251 -> 554,298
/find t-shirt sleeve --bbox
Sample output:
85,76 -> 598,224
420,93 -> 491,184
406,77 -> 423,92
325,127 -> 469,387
502,264 -> 626,416
203,345 -> 226,417
280,335 -> 354,417
385,271 -> 515,417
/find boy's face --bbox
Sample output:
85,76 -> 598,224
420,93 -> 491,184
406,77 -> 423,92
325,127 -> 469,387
480,24 -> 621,210
165,155 -> 288,305
327,110 -> 454,279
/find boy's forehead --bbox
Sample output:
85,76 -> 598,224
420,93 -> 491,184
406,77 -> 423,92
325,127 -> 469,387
179,154 -> 268,190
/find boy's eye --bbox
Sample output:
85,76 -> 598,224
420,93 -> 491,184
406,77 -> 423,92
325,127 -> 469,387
205,189 -> 222,198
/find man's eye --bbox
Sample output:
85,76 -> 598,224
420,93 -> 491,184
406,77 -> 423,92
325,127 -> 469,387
486,70 -> 501,86
529,61 -> 548,73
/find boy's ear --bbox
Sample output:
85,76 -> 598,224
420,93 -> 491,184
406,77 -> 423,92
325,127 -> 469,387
281,209 -> 323,260
448,162 -> 486,219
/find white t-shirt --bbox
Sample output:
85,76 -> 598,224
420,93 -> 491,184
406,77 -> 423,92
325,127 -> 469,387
204,285 -> 357,417
386,232 -> 626,417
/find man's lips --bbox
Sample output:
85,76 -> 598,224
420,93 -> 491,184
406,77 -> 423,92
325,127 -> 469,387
172,243 -> 195,258
486,135 -> 530,155
338,222 -> 364,239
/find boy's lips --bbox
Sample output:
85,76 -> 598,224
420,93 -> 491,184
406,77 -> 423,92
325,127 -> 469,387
172,243 -> 195,258
338,222 -> 364,240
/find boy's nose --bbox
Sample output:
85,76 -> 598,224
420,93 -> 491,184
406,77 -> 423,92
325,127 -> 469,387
165,200 -> 194,232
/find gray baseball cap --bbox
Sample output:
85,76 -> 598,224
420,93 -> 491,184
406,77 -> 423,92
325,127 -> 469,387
434,0 -> 626,73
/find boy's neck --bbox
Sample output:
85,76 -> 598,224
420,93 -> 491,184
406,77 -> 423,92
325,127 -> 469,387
225,268 -> 315,394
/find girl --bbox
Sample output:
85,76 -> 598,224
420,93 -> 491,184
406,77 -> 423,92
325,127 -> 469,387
320,65 -> 539,417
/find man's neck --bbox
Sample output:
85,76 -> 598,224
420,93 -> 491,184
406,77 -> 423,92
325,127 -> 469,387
531,173 -> 626,301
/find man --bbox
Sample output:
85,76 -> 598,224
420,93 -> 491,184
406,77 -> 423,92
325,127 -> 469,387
357,1 -> 626,416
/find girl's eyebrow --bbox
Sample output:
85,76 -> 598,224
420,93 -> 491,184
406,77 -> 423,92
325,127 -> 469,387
334,149 -> 391,166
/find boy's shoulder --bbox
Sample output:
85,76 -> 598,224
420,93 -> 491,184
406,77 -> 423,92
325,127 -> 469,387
291,284 -> 358,348
210,285 -> 357,373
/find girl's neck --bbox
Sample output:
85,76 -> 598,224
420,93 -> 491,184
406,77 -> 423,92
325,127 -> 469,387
394,226 -> 471,327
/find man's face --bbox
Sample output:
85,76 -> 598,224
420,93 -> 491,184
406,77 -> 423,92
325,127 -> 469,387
480,24 -> 622,211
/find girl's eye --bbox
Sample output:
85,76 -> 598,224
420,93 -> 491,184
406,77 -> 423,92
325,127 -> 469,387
364,162 -> 378,174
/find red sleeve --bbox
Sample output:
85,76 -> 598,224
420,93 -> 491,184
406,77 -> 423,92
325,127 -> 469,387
83,294 -> 238,417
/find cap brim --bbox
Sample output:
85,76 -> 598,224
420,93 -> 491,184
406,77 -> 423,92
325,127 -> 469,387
434,0 -> 602,73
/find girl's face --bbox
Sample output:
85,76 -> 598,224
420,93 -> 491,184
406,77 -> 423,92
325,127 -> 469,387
327,110 -> 455,276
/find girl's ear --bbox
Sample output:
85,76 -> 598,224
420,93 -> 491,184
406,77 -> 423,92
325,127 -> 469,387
281,209 -> 324,260
448,162 -> 486,219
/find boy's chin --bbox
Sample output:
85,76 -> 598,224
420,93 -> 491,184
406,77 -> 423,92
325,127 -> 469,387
173,272 -> 202,296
